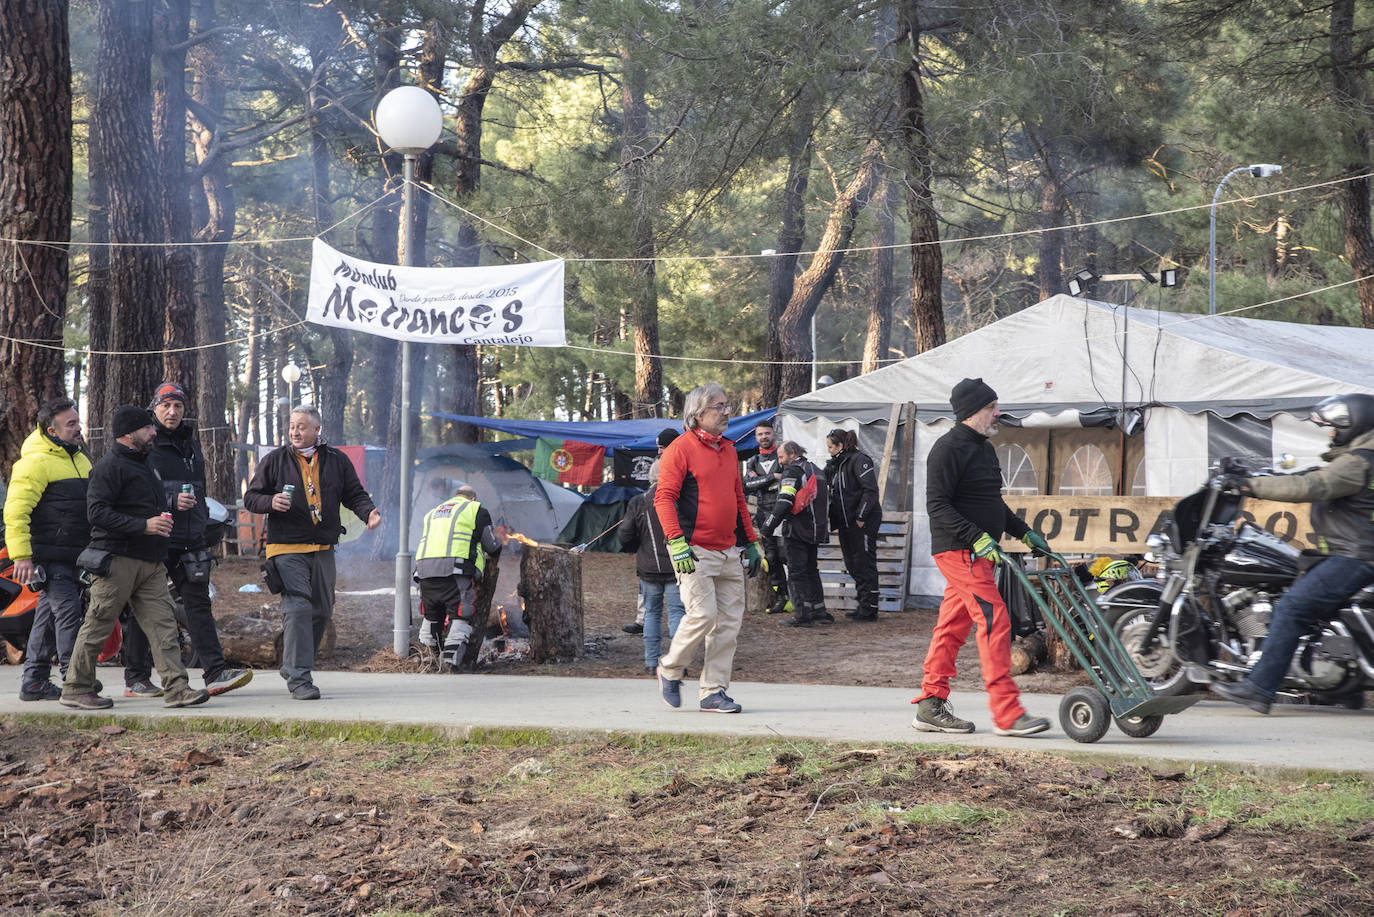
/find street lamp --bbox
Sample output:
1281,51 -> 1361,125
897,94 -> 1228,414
1209,163 -> 1281,315
281,361 -> 301,407
376,85 -> 443,657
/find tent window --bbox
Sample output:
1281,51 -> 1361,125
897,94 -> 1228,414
1060,445 -> 1113,496
996,443 -> 1039,495
1131,458 -> 1147,496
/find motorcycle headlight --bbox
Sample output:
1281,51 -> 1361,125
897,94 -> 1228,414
1145,533 -> 1165,552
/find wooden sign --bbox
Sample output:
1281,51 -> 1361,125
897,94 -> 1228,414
1000,496 -> 1320,554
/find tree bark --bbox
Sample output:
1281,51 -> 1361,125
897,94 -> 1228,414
96,0 -> 166,415
620,29 -> 663,418
777,142 -> 882,400
1330,0 -> 1374,328
763,94 -> 815,406
521,542 -> 583,663
895,0 -> 945,354
862,170 -> 896,375
86,120 -> 113,455
0,0 -> 72,474
188,0 -> 233,498
155,0 -> 196,386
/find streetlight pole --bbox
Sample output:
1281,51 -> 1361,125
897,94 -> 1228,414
376,86 -> 443,657
1209,163 -> 1281,315
281,361 -> 301,411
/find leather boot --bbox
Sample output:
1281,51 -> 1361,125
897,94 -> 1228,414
766,591 -> 791,615
782,605 -> 814,627
811,602 -> 834,623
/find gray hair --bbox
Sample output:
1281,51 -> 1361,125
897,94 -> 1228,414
290,405 -> 322,427
682,382 -> 726,431
647,458 -> 661,485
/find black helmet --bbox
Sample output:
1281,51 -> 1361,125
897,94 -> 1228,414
1310,394 -> 1374,447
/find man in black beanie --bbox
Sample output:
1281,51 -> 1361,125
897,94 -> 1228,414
911,378 -> 1051,737
61,406 -> 209,709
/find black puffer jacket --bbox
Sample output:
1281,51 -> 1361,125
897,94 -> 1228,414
619,486 -> 675,584
86,443 -> 171,563
826,448 -> 881,530
148,421 -> 209,551
242,444 -> 376,546
926,423 -> 1028,555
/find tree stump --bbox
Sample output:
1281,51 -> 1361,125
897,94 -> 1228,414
744,562 -> 771,614
521,543 -> 583,663
216,612 -> 282,668
461,554 -> 502,671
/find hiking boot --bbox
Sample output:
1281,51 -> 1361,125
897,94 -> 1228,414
19,681 -> 62,701
622,622 -> 644,635
291,683 -> 321,700
811,606 -> 834,624
782,612 -> 813,628
163,687 -> 210,708
124,679 -> 163,698
912,697 -> 975,734
765,595 -> 790,615
1211,680 -> 1272,715
205,668 -> 253,696
994,713 -> 1050,737
699,690 -> 742,714
846,609 -> 878,622
60,692 -> 113,710
659,672 -> 682,709
442,644 -> 467,674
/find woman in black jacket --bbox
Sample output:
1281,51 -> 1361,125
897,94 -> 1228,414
824,429 -> 882,621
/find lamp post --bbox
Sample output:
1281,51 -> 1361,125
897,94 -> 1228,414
281,361 -> 301,409
1208,163 -> 1281,315
376,85 -> 443,657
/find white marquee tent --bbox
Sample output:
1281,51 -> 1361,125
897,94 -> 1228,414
780,295 -> 1374,601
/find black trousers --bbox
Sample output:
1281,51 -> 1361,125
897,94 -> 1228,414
756,512 -> 788,595
783,538 -> 823,609
837,525 -> 880,613
124,556 -> 228,685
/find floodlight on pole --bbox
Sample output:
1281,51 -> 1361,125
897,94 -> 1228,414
1209,163 -> 1281,315
1067,268 -> 1098,297
376,85 -> 444,657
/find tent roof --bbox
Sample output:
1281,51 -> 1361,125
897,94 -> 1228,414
423,408 -> 776,450
784,295 -> 1374,423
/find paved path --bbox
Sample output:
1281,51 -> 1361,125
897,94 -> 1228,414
1,668 -> 1368,775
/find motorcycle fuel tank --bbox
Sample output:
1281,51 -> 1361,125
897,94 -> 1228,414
1219,522 -> 1300,586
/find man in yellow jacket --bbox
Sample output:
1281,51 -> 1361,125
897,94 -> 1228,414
2,398 -> 93,701
413,483 -> 501,673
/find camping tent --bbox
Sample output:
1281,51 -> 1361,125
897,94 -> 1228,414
557,482 -> 642,552
780,295 -> 1374,601
411,445 -> 570,545
536,478 -> 587,535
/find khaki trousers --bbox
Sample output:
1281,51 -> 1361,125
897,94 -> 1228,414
63,555 -> 189,698
658,547 -> 745,699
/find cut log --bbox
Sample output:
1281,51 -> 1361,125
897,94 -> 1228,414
461,554 -> 502,671
1009,633 -> 1047,676
521,542 -> 583,663
216,613 -> 282,668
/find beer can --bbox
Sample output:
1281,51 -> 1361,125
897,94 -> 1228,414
181,483 -> 193,494
283,485 -> 295,500
160,512 -> 172,522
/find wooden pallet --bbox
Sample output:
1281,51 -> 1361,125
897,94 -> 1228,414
818,512 -> 911,613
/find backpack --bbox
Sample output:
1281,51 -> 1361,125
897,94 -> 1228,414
790,469 -> 820,514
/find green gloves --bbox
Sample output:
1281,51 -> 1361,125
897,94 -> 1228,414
668,536 -> 697,574
1021,531 -> 1052,556
744,541 -> 765,577
971,532 -> 1003,565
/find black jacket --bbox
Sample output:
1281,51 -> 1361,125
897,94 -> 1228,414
87,443 -> 173,563
926,423 -> 1029,555
743,447 -> 784,519
762,458 -> 829,545
148,420 -> 209,551
826,448 -> 881,530
619,486 -> 676,584
243,444 -> 376,547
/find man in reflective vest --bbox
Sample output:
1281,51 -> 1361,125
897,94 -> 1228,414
413,483 -> 501,672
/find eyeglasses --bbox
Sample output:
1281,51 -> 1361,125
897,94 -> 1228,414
707,401 -> 731,414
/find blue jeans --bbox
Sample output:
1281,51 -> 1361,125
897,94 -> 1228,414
641,580 -> 685,668
1246,554 -> 1374,698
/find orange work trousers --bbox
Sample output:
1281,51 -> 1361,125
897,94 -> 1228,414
917,549 -> 1025,730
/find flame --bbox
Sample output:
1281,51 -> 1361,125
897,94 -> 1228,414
504,531 -> 539,547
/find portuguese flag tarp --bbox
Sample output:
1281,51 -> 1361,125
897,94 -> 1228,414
532,437 -> 605,487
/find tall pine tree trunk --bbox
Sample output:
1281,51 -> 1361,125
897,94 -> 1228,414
1331,0 -> 1374,328
96,0 -> 165,425
0,0 -> 72,473
862,170 -> 895,374
895,0 -> 945,353
620,29 -> 662,417
188,0 -> 233,496
155,0 -> 196,385
763,95 -> 815,406
86,127 -> 112,454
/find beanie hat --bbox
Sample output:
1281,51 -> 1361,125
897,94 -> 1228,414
657,428 -> 679,448
151,381 -> 188,407
950,377 -> 998,421
112,405 -> 155,438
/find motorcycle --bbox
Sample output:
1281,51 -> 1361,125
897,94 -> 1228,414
1097,458 -> 1374,706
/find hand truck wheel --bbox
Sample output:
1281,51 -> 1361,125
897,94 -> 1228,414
1059,686 -> 1111,744
1113,712 -> 1164,738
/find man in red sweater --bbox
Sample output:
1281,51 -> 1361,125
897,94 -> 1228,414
654,383 -> 764,713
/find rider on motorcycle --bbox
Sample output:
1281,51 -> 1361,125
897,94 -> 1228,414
1212,393 -> 1374,714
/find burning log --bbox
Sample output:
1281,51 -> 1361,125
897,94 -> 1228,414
519,540 -> 583,663
459,553 -> 502,671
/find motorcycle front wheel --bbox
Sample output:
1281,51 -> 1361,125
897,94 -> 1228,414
1097,582 -> 1196,698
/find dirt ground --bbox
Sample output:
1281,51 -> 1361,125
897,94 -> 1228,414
2,719 -> 1371,916
208,549 -> 1087,697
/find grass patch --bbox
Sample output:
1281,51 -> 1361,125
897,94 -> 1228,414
1185,770 -> 1374,830
895,801 -> 1007,828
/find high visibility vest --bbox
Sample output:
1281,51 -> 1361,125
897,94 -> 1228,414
414,496 -> 485,579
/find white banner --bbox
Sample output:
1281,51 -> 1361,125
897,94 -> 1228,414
306,238 -> 566,346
